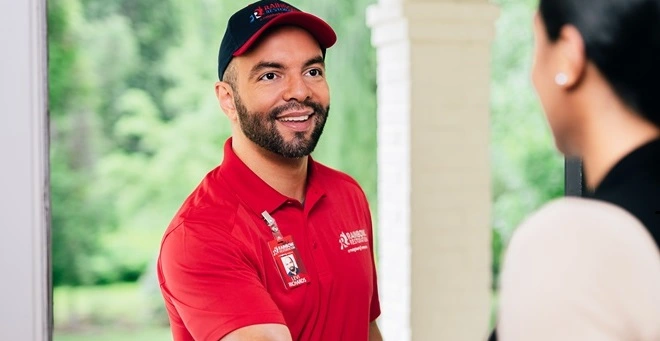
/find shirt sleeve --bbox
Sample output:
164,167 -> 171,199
369,242 -> 381,322
497,198 -> 660,341
159,221 -> 286,341
366,201 -> 381,322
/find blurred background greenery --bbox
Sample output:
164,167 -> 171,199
49,0 -> 562,339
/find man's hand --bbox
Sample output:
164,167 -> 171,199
369,321 -> 383,341
220,324 -> 292,341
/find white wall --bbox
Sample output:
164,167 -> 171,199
0,0 -> 50,340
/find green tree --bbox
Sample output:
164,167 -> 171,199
49,0 -> 117,287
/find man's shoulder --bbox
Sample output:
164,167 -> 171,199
163,203 -> 239,243
164,170 -> 242,239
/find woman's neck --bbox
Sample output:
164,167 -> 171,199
579,106 -> 659,191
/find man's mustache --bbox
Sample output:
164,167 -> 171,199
269,99 -> 326,119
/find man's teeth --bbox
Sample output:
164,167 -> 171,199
279,115 -> 310,122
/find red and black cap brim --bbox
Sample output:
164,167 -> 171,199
233,12 -> 336,56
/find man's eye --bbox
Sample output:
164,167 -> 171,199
307,69 -> 322,77
260,73 -> 277,80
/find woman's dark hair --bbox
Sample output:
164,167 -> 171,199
539,0 -> 660,127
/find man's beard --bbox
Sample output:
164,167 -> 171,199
234,94 -> 329,158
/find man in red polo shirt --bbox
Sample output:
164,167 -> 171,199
157,1 -> 382,340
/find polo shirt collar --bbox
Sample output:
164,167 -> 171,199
217,137 -> 326,215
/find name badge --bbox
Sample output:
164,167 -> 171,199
268,236 -> 310,289
262,211 -> 311,290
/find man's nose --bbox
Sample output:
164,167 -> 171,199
283,74 -> 312,102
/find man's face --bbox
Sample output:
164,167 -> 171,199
230,26 -> 330,158
283,256 -> 296,272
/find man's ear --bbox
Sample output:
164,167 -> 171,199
215,81 -> 238,122
555,24 -> 587,89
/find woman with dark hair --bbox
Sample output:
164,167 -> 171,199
493,0 -> 660,339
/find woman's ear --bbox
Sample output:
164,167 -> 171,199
555,24 -> 587,89
215,81 -> 238,122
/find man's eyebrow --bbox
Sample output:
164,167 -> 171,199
303,56 -> 325,69
249,56 -> 325,79
249,61 -> 285,79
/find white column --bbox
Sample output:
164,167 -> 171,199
0,1 -> 50,340
367,1 -> 498,340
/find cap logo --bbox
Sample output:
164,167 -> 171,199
253,7 -> 264,20
248,3 -> 296,23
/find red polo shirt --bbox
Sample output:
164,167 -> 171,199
158,138 -> 381,341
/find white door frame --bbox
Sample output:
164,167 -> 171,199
0,0 -> 50,340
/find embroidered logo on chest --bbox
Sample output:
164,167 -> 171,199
338,229 -> 369,253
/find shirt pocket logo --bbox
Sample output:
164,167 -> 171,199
338,229 -> 369,253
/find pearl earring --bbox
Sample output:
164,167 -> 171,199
555,73 -> 568,86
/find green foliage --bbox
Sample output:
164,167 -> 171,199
51,152 -> 115,286
48,0 -> 89,118
53,283 -> 170,338
49,0 -> 117,287
54,327 -> 172,341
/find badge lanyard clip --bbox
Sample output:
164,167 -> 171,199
261,211 -> 284,242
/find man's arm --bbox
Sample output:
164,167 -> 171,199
220,324 -> 292,341
160,222 -> 287,340
369,321 -> 383,341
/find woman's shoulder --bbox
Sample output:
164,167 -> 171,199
498,197 -> 660,340
512,197 -> 654,249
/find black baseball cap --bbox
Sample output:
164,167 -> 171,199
217,0 -> 337,80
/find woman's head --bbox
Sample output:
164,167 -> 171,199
532,0 -> 660,155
